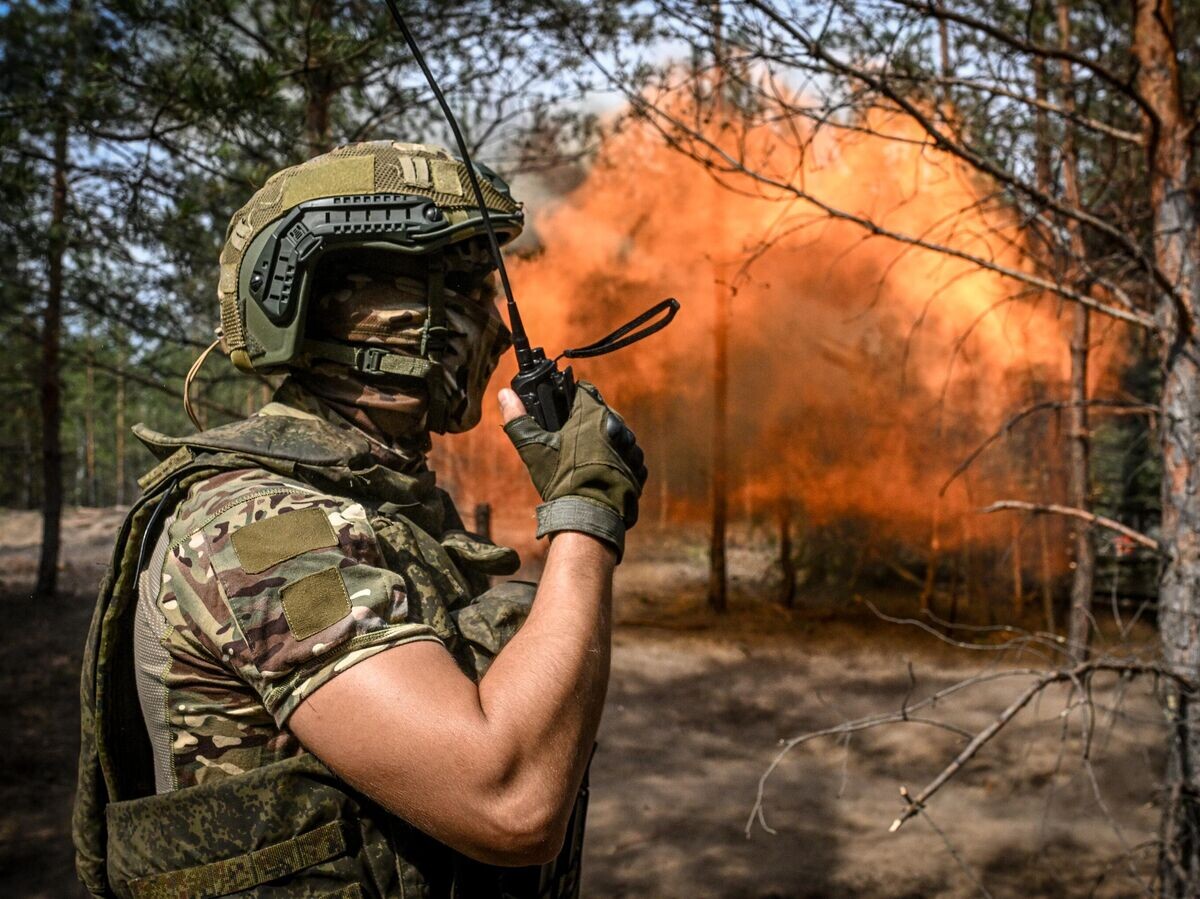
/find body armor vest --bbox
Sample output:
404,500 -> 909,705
73,406 -> 588,899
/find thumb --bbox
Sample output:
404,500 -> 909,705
497,388 -> 528,425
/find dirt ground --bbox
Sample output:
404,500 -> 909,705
0,508 -> 1166,898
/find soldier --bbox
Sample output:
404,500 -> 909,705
74,141 -> 647,898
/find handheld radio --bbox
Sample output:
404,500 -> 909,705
383,0 -> 680,431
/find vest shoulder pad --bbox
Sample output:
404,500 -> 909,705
132,413 -> 370,467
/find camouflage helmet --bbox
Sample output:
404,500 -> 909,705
217,140 -> 523,376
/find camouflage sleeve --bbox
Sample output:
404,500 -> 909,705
162,469 -> 443,725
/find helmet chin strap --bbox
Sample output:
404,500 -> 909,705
298,336 -> 448,429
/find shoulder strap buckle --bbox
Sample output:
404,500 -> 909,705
353,346 -> 388,375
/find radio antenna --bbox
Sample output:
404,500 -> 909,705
382,0 -> 679,433
381,0 -> 533,364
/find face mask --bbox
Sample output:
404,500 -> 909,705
441,289 -> 512,432
298,269 -> 511,440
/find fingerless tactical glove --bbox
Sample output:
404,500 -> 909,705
503,381 -> 647,559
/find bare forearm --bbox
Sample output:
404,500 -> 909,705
291,384 -> 630,865
478,532 -> 614,814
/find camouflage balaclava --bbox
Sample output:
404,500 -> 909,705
292,248 -> 512,453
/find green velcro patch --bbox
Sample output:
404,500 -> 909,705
231,507 -> 338,574
430,158 -> 464,196
282,566 -> 351,640
281,154 -> 374,209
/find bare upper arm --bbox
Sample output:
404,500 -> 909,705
288,639 -> 556,865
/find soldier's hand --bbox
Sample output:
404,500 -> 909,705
499,381 -> 647,559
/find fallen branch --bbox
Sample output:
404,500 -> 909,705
889,660 -> 1189,832
890,673 -> 1050,832
746,668 -> 1050,835
749,658 -> 1192,840
981,500 -> 1159,552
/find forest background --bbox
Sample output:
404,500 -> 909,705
4,0 -> 1200,895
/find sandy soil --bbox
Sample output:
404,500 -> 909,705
0,508 -> 1165,897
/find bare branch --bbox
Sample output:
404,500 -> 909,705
983,500 -> 1159,551
891,673 -> 1050,832
892,74 -> 1143,146
747,667 -> 1050,835
612,88 -> 1156,327
886,0 -> 1146,110
739,0 -> 1182,317
750,659 -> 1190,838
889,660 -> 1189,832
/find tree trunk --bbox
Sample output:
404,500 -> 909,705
114,359 -> 126,506
778,497 -> 796,608
936,16 -> 951,120
947,549 -> 961,626
921,502 -> 940,613
1031,10 -> 1057,637
658,462 -> 669,528
708,256 -> 730,614
35,116 -> 68,599
20,418 -> 33,509
1038,514 -> 1056,632
1064,302 -> 1093,658
1131,0 -> 1200,892
84,337 -> 96,506
301,0 -> 335,157
1032,56 -> 1052,210
1056,0 -> 1095,663
74,428 -> 85,507
960,485 -> 975,611
706,2 -> 729,614
1011,517 -> 1024,619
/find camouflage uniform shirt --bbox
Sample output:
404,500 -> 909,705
133,409 -> 446,793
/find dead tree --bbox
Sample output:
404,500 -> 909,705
1055,0 -> 1095,664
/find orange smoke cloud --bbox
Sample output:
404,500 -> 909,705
434,101 -> 1123,564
